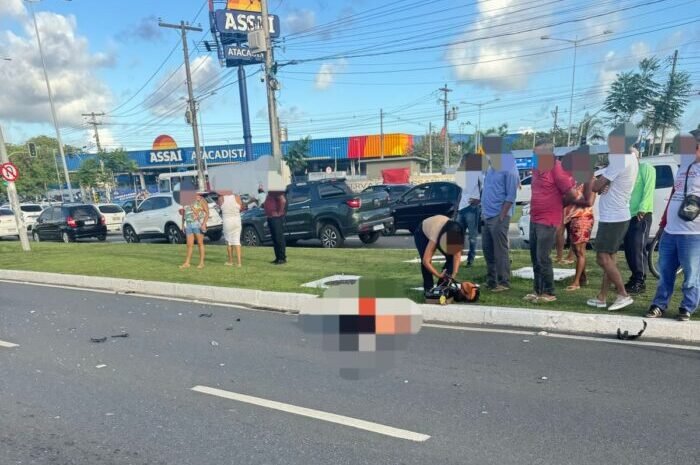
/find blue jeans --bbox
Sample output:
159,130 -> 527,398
651,233 -> 700,313
457,205 -> 480,263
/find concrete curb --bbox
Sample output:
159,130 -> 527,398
1,270 -> 698,343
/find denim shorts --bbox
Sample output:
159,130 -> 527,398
185,225 -> 202,236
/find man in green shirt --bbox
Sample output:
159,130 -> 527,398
623,145 -> 656,294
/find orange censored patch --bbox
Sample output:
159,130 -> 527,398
358,297 -> 376,316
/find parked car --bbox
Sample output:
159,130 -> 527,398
122,192 -> 223,244
518,156 -> 679,243
96,203 -> 126,233
0,203 -> 44,230
120,199 -> 138,214
390,182 -> 462,234
362,184 -> 413,202
32,204 -> 107,243
0,208 -> 19,239
241,178 -> 394,248
516,175 -> 532,205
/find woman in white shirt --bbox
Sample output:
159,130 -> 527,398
217,191 -> 243,267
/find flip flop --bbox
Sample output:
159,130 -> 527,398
565,285 -> 580,292
179,264 -> 191,270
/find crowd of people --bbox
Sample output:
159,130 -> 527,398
414,124 -> 700,321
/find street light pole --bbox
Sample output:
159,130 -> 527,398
460,98 -> 500,149
0,124 -> 30,251
27,0 -> 74,201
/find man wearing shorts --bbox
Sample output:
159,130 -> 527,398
589,124 -> 639,311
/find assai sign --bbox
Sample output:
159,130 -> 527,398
150,135 -> 183,164
224,45 -> 264,63
214,10 -> 280,38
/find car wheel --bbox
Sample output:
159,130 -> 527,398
319,223 -> 344,248
97,235 -> 106,242
381,224 -> 395,236
123,225 -> 140,243
358,231 -> 381,244
242,226 -> 260,246
33,231 -> 40,242
206,230 -> 223,242
61,232 -> 73,243
166,224 -> 184,244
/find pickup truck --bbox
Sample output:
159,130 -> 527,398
240,178 -> 394,248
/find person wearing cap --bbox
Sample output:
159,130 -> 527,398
623,143 -> 656,295
413,214 -> 464,294
645,130 -> 700,322
588,124 -> 639,311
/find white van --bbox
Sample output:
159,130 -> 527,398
519,155 -> 679,242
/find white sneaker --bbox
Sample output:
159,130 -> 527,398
586,298 -> 607,308
608,295 -> 634,311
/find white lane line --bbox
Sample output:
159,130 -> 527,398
191,385 -> 430,442
0,339 -> 19,348
423,324 -> 700,352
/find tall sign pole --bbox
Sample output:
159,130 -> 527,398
238,65 -> 254,161
0,125 -> 30,251
260,0 -> 283,172
159,21 -> 206,191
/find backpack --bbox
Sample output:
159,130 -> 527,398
425,279 -> 480,305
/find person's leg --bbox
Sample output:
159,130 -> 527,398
676,234 -> 700,314
536,224 -> 557,296
595,252 -> 610,301
268,217 -> 284,262
623,216 -> 645,286
481,218 -> 496,288
465,206 -> 479,264
640,213 -> 652,280
571,243 -> 587,287
651,233 -> 680,312
181,233 -> 194,268
598,251 -> 628,298
555,221 -> 565,262
414,228 -> 433,292
226,245 -> 234,265
235,245 -> 242,267
529,222 -> 541,295
196,233 -> 205,268
494,215 -> 511,287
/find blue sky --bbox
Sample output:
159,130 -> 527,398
0,0 -> 698,151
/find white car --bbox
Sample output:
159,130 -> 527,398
0,208 -> 19,239
519,156 -> 679,243
96,203 -> 126,233
516,176 -> 532,205
122,192 -> 223,244
1,203 -> 44,231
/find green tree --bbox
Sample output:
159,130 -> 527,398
603,58 -> 661,126
578,112 -> 606,144
284,136 -> 310,180
408,131 -> 463,172
483,123 -> 509,137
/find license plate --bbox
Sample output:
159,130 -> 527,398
84,220 -> 95,225
372,224 -> 384,231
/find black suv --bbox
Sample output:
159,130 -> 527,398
33,204 -> 107,243
241,179 -> 393,248
390,182 -> 462,234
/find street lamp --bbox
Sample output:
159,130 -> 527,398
25,0 -> 75,201
541,30 -> 612,147
459,98 -> 500,149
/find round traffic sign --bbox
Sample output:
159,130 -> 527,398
1,162 -> 19,182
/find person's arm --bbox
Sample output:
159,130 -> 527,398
500,172 -> 518,220
592,175 -> 611,193
422,241 -> 446,279
637,165 -> 656,220
658,187 -> 674,230
451,252 -> 462,278
200,199 -> 209,231
278,195 -> 287,216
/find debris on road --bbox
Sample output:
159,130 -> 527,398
211,340 -> 219,346
617,321 -> 647,341
90,337 -> 107,343
199,312 -> 214,318
96,364 -> 107,369
225,326 -> 234,331
537,331 -> 548,336
111,332 -> 129,338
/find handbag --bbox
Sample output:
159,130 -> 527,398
678,162 -> 700,222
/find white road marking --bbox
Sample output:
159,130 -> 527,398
191,385 -> 430,442
423,324 -> 700,352
0,339 -> 19,348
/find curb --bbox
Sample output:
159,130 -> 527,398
1,270 -> 698,344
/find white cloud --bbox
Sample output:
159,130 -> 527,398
314,59 -> 347,90
0,0 -> 25,18
0,10 -> 115,127
147,55 -> 220,116
284,9 -> 316,35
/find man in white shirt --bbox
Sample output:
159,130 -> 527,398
456,153 -> 484,267
588,124 -> 639,311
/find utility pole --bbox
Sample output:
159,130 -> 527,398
159,20 -> 205,191
0,125 -> 30,251
551,106 -> 559,147
439,84 -> 451,171
428,122 -> 433,173
380,108 -> 384,159
52,149 -> 64,202
657,49 -> 678,156
260,0 -> 283,174
82,111 -> 110,201
29,1 -> 73,201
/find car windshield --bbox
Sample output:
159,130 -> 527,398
20,205 -> 42,212
99,205 -> 123,214
68,206 -> 98,218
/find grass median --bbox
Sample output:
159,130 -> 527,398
0,241 -> 684,318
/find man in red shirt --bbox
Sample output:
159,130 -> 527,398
263,190 -> 288,264
524,141 -> 581,304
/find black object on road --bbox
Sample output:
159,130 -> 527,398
617,321 -> 648,340
111,332 -> 129,338
90,337 -> 107,343
199,313 -> 214,318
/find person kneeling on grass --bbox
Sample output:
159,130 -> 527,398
414,215 -> 464,294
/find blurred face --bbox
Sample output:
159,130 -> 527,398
534,144 -> 555,171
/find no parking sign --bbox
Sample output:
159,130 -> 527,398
1,162 -> 19,182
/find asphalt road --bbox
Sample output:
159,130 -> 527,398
1,282 -> 698,465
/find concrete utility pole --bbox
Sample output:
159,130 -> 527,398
159,20 -> 205,191
439,84 -> 451,170
82,111 -> 110,201
260,0 -> 283,173
657,49 -> 678,156
552,105 -> 559,147
28,0 -> 73,201
428,122 -> 433,173
380,108 -> 384,159
0,125 -> 30,251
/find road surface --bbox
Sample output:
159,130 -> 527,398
2,282 -> 696,464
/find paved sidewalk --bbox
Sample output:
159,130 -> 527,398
1,269 -> 698,344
